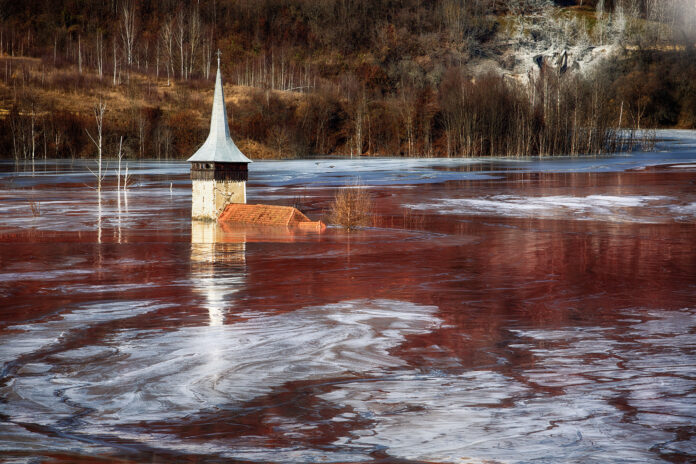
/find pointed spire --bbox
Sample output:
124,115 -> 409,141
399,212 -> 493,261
187,51 -> 252,164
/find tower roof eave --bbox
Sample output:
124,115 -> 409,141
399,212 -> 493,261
187,138 -> 253,163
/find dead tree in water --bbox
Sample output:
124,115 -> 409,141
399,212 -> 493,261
116,136 -> 124,192
86,99 -> 107,190
328,183 -> 373,229
30,104 -> 37,172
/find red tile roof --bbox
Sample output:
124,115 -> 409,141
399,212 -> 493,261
218,204 -> 325,231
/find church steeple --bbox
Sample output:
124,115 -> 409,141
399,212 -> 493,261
187,51 -> 251,164
188,52 -> 251,221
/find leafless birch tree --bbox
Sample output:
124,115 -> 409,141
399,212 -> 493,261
96,31 -> 103,78
176,10 -> 187,79
121,1 -> 137,67
159,19 -> 174,85
86,100 -> 107,190
112,40 -> 119,86
188,8 -> 201,78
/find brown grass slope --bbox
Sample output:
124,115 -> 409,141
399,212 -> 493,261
0,0 -> 694,161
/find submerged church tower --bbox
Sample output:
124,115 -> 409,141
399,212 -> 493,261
188,51 -> 252,220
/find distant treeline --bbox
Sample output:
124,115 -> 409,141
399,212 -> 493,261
0,0 -> 694,160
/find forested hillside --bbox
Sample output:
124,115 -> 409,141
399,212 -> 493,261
1,0 -> 695,160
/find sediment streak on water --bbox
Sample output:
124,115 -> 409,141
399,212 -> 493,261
1,131 -> 695,462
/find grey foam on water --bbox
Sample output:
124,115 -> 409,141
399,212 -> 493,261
407,194 -> 694,223
0,299 -> 441,456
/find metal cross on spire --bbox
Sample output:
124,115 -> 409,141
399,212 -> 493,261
186,47 -> 251,165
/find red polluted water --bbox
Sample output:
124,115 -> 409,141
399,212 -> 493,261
0,139 -> 695,463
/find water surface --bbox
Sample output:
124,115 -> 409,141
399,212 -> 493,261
1,131 -> 695,463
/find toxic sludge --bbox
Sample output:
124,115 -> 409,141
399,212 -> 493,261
1,136 -> 695,463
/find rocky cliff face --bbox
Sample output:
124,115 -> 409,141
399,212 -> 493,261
472,7 -> 628,84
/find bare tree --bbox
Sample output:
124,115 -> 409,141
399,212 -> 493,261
136,109 -> 146,158
188,8 -> 201,78
159,19 -> 174,85
30,104 -> 38,173
202,32 -> 213,79
142,40 -> 149,72
398,87 -> 417,157
342,77 -> 367,156
86,99 -> 107,190
175,10 -> 187,79
155,37 -> 160,79
116,135 -> 125,192
154,124 -> 173,159
121,1 -> 137,67
267,126 -> 290,157
96,30 -> 103,79
78,34 -> 82,74
112,39 -> 119,86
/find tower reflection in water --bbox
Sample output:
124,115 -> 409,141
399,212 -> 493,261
190,220 -> 247,327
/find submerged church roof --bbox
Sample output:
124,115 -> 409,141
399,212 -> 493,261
218,204 -> 325,231
187,52 -> 252,164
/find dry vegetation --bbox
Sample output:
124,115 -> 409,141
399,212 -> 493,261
328,185 -> 374,230
0,0 -> 694,161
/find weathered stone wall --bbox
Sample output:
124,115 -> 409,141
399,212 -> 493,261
192,180 -> 246,220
